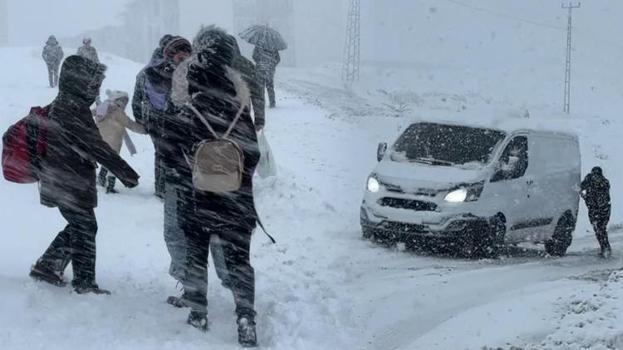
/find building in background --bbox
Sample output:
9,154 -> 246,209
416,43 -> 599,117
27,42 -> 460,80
0,0 -> 8,46
65,0 -> 180,63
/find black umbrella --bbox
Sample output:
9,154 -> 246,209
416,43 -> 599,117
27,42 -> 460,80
239,25 -> 288,51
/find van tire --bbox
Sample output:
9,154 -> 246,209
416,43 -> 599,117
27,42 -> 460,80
545,214 -> 574,256
465,220 -> 494,259
362,226 -> 373,240
486,216 -> 507,258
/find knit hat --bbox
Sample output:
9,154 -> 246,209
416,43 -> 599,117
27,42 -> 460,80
163,36 -> 192,59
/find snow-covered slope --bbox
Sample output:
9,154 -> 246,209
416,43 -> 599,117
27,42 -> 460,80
2,16 -> 623,348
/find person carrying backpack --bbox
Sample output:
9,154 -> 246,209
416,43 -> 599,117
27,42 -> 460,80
581,166 -> 612,258
171,27 -> 260,347
29,56 -> 140,294
42,35 -> 64,87
95,89 -> 146,193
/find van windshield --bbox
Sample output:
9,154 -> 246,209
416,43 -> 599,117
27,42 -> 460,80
391,123 -> 506,167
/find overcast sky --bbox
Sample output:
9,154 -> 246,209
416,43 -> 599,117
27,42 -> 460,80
7,0 -> 130,45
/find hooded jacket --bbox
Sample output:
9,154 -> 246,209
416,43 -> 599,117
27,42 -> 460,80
39,56 -> 139,209
77,44 -> 100,63
42,36 -> 64,66
95,90 -> 146,154
173,27 -> 260,229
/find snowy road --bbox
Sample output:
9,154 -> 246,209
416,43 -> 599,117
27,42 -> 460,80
1,48 -> 622,350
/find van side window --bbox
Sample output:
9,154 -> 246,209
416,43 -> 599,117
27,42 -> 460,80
493,136 -> 528,181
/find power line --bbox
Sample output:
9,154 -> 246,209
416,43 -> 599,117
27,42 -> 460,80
441,0 -> 565,31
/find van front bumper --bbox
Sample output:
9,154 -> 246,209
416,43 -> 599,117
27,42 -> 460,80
360,204 -> 489,241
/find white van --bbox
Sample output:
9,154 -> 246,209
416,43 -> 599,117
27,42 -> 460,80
361,121 -> 581,257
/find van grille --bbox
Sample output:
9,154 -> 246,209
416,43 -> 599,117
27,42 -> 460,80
378,198 -> 438,211
380,221 -> 428,233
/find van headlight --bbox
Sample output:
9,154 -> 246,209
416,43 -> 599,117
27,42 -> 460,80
444,182 -> 484,203
367,177 -> 381,193
444,188 -> 468,202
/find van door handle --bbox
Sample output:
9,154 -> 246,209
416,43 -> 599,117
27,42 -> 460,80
527,180 -> 534,185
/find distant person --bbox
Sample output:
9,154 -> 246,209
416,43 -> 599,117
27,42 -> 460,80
170,27 -> 260,347
29,56 -> 139,295
581,166 -> 612,258
77,37 -> 100,63
231,36 -> 265,131
42,35 -> 64,87
252,45 -> 280,108
95,89 -> 147,193
131,35 -> 191,199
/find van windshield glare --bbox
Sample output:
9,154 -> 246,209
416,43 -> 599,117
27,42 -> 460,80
391,123 -> 506,166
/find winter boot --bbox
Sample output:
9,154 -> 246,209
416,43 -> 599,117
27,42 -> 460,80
600,246 -> 612,259
73,281 -> 111,295
29,261 -> 66,287
187,311 -> 208,332
98,169 -> 107,187
167,291 -> 190,308
106,177 -> 118,194
237,315 -> 258,347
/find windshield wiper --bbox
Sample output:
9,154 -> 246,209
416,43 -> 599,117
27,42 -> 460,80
412,157 -> 454,166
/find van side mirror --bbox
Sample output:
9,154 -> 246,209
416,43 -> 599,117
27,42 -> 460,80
377,143 -> 388,162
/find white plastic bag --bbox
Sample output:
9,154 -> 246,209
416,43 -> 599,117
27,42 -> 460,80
257,131 -> 277,178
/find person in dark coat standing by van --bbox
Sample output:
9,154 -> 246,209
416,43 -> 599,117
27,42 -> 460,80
42,35 -> 64,87
170,27 -> 260,347
252,45 -> 280,108
581,166 -> 612,258
29,56 -> 140,294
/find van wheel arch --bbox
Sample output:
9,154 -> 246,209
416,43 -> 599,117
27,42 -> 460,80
545,211 -> 575,256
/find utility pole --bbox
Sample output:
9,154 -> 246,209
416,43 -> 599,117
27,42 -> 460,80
562,2 -> 580,114
342,0 -> 361,85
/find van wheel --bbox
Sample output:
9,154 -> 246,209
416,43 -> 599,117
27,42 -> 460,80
362,226 -> 373,240
486,216 -> 506,258
465,220 -> 495,259
545,214 -> 574,256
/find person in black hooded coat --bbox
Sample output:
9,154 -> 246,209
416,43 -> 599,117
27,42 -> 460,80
30,55 -> 140,294
581,166 -> 612,258
169,27 -> 260,347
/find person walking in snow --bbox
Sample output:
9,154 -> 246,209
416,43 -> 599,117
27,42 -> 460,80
581,166 -> 612,258
169,27 -> 260,347
42,35 -> 64,88
252,45 -> 280,108
132,35 -> 191,199
77,37 -> 100,63
231,35 -> 265,131
95,89 -> 147,193
30,56 -> 140,295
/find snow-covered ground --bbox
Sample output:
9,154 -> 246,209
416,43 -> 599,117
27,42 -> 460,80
1,42 -> 623,350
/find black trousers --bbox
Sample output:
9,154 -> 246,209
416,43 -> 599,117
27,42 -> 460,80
183,219 -> 255,318
258,69 -> 276,107
589,206 -> 611,251
39,206 -> 98,285
46,63 -> 59,87
150,136 -> 166,197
